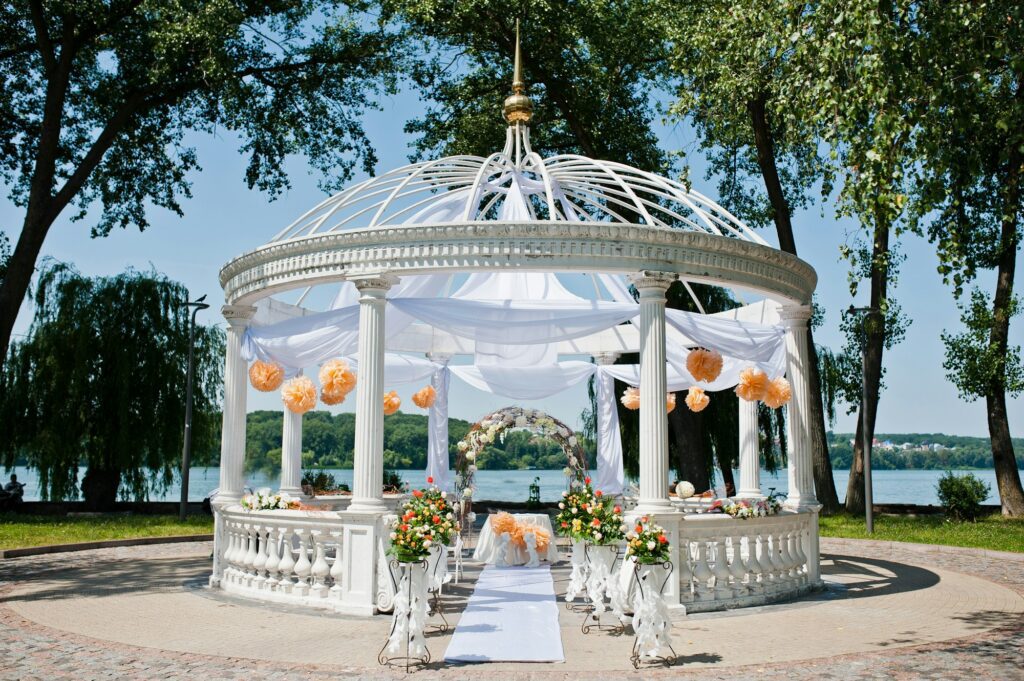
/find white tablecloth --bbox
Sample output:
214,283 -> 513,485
473,513 -> 562,565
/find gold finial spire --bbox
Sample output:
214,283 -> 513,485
503,20 -> 533,124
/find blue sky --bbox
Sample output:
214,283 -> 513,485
3,86 -> 1022,439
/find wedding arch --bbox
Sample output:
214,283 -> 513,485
209,32 -> 822,618
454,406 -> 588,499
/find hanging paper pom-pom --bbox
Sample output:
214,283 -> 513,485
249,360 -> 284,392
735,367 -> 770,402
383,390 -> 401,415
686,348 -> 724,383
320,387 -> 347,406
685,387 -> 710,412
282,376 -> 317,414
318,359 -> 357,397
763,377 -> 793,409
620,387 -> 640,410
666,392 -> 677,413
411,385 -> 436,409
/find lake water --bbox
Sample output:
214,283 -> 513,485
3,466 -> 1010,506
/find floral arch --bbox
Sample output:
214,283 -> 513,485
454,407 -> 588,501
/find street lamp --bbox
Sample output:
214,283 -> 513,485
846,304 -> 877,534
180,294 -> 210,521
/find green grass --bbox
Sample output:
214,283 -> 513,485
0,513 -> 214,551
819,512 -> 1024,553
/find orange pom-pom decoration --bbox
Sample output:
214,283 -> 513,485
320,388 -> 347,406
383,390 -> 401,416
514,525 -> 550,553
491,511 -> 518,539
685,387 -> 710,412
763,377 -> 793,409
735,367 -> 770,402
282,376 -> 317,414
620,386 -> 640,410
411,385 -> 436,409
249,360 -> 285,392
686,348 -> 724,383
666,392 -> 677,414
319,359 -> 356,395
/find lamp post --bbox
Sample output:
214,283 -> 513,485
180,295 -> 210,521
846,305 -> 877,534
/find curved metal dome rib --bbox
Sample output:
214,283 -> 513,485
270,123 -> 766,247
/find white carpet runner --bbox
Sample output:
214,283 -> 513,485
444,565 -> 564,663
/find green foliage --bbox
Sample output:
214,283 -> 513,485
0,231 -> 10,282
383,0 -> 669,171
0,262 -> 224,507
936,471 -> 991,521
383,468 -> 405,493
827,433 -> 1024,471
301,469 -> 348,494
942,289 -> 1024,401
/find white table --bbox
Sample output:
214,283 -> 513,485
473,513 -> 562,565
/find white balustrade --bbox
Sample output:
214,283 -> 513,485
677,511 -> 815,612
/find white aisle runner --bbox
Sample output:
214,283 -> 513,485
444,565 -> 564,663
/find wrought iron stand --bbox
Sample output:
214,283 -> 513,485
579,543 -> 626,636
378,558 -> 431,672
629,559 -> 677,669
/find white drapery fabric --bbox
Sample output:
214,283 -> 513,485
450,361 -> 596,400
426,363 -> 452,490
593,367 -> 625,495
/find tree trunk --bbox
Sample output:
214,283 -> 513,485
986,147 -> 1024,516
846,216 -> 890,514
81,465 -> 121,511
669,402 -> 711,492
747,96 -> 840,512
0,215 -> 52,360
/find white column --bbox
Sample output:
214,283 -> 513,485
349,275 -> 397,513
592,353 -> 624,496
629,271 -> 677,514
279,408 -> 304,497
736,398 -> 763,498
216,305 -> 256,504
425,353 -> 452,490
780,305 -> 818,510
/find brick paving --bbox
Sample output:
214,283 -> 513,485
0,538 -> 1020,680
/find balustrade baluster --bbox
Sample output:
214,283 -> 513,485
754,532 -> 773,592
727,534 -> 748,595
769,531 -> 787,591
242,525 -> 258,587
691,539 -> 713,601
264,527 -> 281,589
277,528 -> 297,594
328,531 -> 344,598
711,537 -> 732,599
677,540 -> 694,603
791,526 -> 808,584
252,526 -> 269,589
292,529 -> 312,597
222,524 -> 238,582
310,531 -> 330,598
781,528 -> 797,582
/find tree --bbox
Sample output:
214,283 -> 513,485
0,1 -> 400,362
907,1 -> 1024,516
0,262 -> 224,508
664,0 -> 841,511
786,0 -> 917,513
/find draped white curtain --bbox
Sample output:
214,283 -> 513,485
450,361 -> 596,400
594,367 -> 625,495
426,363 -> 452,490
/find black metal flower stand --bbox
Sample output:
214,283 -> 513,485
628,559 -> 677,669
579,542 -> 626,636
378,558 -> 431,672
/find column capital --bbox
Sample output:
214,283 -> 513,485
779,304 -> 812,328
592,352 -> 621,366
628,270 -> 677,292
351,273 -> 399,293
222,304 -> 256,326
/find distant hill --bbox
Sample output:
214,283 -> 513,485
827,432 -> 1023,470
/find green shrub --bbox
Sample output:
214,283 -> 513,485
936,471 -> 990,521
301,469 -> 349,495
383,469 -> 406,493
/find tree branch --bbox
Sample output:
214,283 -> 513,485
29,0 -> 56,74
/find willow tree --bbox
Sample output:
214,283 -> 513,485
0,1 -> 400,362
909,1 -> 1024,515
0,263 -> 224,509
663,0 -> 840,511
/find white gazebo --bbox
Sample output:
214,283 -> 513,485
210,43 -> 823,615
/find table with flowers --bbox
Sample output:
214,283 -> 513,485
473,513 -> 562,565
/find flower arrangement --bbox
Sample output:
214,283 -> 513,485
454,407 -> 588,503
762,376 -> 792,409
319,358 -> 356,405
707,495 -> 782,519
411,385 -> 436,409
685,387 -> 710,412
626,516 -> 670,564
554,479 -> 598,540
249,360 -> 285,392
686,348 -> 724,383
281,376 -> 317,413
588,495 -> 626,544
389,477 -> 459,562
735,367 -> 770,402
241,489 -> 299,511
383,390 -> 401,415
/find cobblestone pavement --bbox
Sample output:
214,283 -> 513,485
0,538 -> 1021,680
